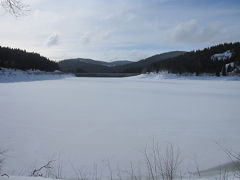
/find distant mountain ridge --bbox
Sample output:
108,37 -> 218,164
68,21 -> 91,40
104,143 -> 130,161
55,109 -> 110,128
2,42 -> 238,76
59,51 -> 185,73
107,60 -> 133,67
58,59 -> 112,73
61,58 -> 132,67
58,58 -> 133,73
113,51 -> 186,73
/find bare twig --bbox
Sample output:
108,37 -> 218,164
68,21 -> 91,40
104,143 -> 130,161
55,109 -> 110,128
144,142 -> 182,180
106,160 -> 113,180
1,173 -> 9,177
217,166 -> 229,180
193,159 -> 201,178
215,142 -> 240,178
116,166 -> 123,180
0,148 -> 8,175
0,0 -> 29,17
31,160 -> 55,177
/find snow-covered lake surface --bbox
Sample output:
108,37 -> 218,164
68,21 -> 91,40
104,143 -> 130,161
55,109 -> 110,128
0,74 -> 240,178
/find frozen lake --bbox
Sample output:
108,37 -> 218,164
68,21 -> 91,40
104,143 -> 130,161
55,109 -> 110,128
0,75 -> 240,177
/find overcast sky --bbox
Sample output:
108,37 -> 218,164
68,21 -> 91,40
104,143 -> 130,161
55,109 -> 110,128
0,0 -> 240,61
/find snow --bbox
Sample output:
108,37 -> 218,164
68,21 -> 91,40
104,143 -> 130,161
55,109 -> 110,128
0,176 -> 62,180
0,68 -> 73,83
226,62 -> 235,68
0,73 -> 240,178
0,173 -> 238,180
211,50 -> 232,61
136,72 -> 240,80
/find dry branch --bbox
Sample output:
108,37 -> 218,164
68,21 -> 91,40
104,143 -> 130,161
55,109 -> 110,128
1,0 -> 29,16
31,160 -> 54,177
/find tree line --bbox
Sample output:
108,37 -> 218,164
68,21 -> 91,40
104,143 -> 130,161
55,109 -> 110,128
1,42 -> 239,75
0,46 -> 58,72
121,42 -> 240,76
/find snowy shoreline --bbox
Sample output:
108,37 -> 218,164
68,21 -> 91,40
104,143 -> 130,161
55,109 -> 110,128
134,72 -> 240,81
1,68 -> 240,83
0,68 -> 74,83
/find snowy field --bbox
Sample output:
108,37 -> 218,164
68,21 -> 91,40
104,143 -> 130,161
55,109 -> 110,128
0,73 -> 240,178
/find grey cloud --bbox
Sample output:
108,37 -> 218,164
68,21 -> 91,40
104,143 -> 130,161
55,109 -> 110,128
200,23 -> 222,41
78,31 -> 113,45
80,32 -> 91,44
46,33 -> 59,47
1,0 -> 239,61
169,20 -> 198,42
168,20 -> 223,43
101,31 -> 113,40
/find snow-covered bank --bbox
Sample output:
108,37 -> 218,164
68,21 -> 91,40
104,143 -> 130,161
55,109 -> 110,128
0,68 -> 74,83
1,68 -> 239,83
134,72 -> 240,81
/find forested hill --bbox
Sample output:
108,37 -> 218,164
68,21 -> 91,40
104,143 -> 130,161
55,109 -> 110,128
114,51 -> 186,73
1,42 -> 240,76
0,46 -> 58,72
144,42 -> 240,76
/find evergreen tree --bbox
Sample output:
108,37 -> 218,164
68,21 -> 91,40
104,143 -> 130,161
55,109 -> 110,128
0,46 -> 59,71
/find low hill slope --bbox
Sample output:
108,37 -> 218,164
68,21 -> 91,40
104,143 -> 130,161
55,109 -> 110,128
113,51 -> 186,73
148,42 -> 240,76
58,59 -> 112,73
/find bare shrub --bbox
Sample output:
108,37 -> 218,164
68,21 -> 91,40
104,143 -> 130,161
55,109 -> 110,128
72,164 -> 101,180
0,148 -> 10,178
144,142 -> 182,180
0,148 -> 7,176
221,147 -> 240,178
0,150 -> 5,173
31,160 -> 55,177
217,167 -> 229,180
